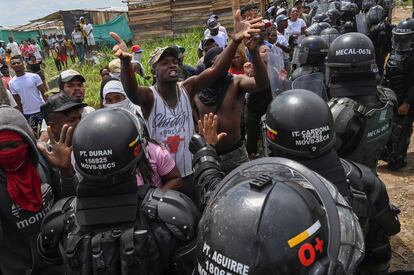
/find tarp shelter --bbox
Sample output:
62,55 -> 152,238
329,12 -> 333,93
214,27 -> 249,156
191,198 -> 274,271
92,15 -> 133,45
0,29 -> 40,43
15,8 -> 131,43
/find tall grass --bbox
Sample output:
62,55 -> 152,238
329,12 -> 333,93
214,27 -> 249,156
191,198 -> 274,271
44,28 -> 204,108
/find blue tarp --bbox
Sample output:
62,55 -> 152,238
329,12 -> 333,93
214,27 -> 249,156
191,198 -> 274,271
92,15 -> 132,45
0,29 -> 40,43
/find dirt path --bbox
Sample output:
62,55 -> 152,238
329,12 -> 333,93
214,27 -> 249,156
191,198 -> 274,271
379,6 -> 414,271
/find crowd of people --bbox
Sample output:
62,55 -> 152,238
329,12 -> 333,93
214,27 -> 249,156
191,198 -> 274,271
0,0 -> 413,274
0,16 -> 95,74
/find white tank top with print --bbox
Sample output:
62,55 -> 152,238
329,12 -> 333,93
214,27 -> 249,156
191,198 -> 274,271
146,83 -> 194,177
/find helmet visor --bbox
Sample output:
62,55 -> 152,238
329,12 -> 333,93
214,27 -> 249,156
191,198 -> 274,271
292,46 -> 309,65
292,72 -> 328,100
392,30 -> 414,52
321,33 -> 339,46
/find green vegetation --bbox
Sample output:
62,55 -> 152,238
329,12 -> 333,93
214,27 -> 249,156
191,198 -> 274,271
44,28 -> 204,108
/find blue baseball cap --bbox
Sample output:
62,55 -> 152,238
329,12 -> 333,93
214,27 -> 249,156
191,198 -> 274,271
276,14 -> 290,25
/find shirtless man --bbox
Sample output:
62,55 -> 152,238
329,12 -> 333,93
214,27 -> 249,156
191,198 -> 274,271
193,36 -> 269,173
111,7 -> 264,199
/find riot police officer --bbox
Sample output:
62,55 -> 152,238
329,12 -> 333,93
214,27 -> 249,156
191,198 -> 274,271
262,89 -> 400,274
291,35 -> 329,80
327,8 -> 341,28
366,5 -> 393,77
37,108 -> 199,275
382,18 -> 414,170
320,27 -> 340,47
326,32 -> 396,171
193,157 -> 365,275
339,2 -> 359,33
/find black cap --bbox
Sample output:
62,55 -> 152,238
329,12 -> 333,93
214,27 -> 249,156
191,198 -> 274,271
41,92 -> 87,121
241,3 -> 259,15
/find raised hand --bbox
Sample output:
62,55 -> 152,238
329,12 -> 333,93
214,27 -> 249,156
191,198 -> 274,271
37,124 -> 73,170
244,35 -> 262,52
110,32 -> 132,59
233,1 -> 264,43
197,113 -> 227,146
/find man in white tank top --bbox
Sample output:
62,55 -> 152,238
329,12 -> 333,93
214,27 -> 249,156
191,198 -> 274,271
110,10 -> 265,203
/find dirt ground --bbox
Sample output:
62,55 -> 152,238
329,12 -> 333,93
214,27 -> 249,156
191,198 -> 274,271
379,6 -> 414,271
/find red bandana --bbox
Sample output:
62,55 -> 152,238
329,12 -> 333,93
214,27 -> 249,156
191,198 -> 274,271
0,130 -> 42,212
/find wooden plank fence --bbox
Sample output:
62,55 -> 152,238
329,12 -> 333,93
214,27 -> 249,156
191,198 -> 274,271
127,0 -> 252,40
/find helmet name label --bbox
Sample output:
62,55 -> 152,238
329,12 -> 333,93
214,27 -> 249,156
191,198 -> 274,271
335,48 -> 372,56
291,126 -> 330,146
198,241 -> 250,275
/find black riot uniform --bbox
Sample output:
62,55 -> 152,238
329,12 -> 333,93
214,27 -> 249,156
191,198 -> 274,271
326,32 -> 396,171
262,89 -> 400,274
366,5 -> 393,77
291,35 -> 329,81
339,2 -> 359,33
382,18 -> 414,170
37,108 -> 199,275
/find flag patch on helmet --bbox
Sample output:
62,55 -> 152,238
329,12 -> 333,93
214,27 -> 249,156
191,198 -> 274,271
288,220 -> 321,248
266,125 -> 278,141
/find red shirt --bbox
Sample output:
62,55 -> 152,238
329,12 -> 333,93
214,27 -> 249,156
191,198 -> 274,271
228,67 -> 244,75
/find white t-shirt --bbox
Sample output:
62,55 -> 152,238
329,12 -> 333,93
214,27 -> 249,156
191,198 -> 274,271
9,73 -> 44,114
277,32 -> 290,59
7,42 -> 21,57
199,28 -> 228,50
83,24 -> 94,38
41,105 -> 95,132
287,18 -> 306,35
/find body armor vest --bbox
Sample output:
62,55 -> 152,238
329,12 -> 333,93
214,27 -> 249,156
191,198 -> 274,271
328,87 -> 395,170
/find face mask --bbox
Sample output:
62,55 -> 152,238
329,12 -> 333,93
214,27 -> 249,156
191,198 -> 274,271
0,144 -> 29,171
104,99 -> 134,113
110,72 -> 121,79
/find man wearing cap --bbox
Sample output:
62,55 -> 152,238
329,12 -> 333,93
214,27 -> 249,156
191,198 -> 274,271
131,44 -> 145,77
38,69 -> 94,142
111,9 -> 264,203
41,93 -> 86,145
197,16 -> 228,58
9,55 -> 48,137
196,38 -> 218,73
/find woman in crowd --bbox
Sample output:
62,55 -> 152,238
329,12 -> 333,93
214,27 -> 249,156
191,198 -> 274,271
228,45 -> 248,75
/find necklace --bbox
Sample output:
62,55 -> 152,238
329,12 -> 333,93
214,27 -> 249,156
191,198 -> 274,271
156,83 -> 180,116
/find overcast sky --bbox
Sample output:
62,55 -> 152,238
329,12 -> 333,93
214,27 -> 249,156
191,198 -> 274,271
0,0 -> 126,27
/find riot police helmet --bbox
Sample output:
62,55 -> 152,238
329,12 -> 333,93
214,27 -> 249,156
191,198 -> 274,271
194,157 -> 364,275
362,0 -> 376,13
312,13 -> 331,24
392,18 -> 414,52
303,35 -> 329,65
326,32 -> 376,73
341,2 -> 360,15
321,27 -> 340,46
327,8 -> 341,25
305,22 -> 331,35
264,89 -> 336,159
366,5 -> 384,26
73,108 -> 145,184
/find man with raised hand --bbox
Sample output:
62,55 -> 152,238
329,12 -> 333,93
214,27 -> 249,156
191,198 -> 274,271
110,3 -> 264,202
